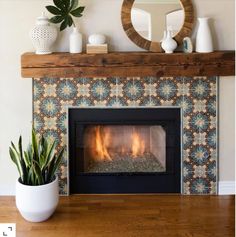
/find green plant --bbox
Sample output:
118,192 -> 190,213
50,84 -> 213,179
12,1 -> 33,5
9,129 -> 64,186
46,0 -> 85,31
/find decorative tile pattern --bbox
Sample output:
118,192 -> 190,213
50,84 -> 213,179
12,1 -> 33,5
33,76 -> 218,195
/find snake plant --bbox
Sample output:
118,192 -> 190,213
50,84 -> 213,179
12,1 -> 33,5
9,129 -> 64,186
46,0 -> 85,31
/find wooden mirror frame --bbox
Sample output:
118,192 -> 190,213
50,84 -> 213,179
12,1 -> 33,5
121,0 -> 194,52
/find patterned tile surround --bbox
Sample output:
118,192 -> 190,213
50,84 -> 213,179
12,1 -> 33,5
33,76 -> 218,195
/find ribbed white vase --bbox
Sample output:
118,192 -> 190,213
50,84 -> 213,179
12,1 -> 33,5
196,17 -> 213,53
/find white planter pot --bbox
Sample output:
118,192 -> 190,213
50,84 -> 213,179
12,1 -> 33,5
196,17 -> 213,53
16,177 -> 59,222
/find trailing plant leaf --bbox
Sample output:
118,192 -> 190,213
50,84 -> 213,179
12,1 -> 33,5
46,0 -> 85,31
9,129 -> 65,186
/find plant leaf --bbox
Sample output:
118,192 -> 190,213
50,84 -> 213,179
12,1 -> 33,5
32,129 -> 39,162
70,6 -> 85,17
70,0 -> 78,11
23,151 -> 30,168
47,147 -> 64,182
64,0 -> 70,10
50,15 -> 65,24
9,147 -> 22,180
46,5 -> 62,16
44,140 -> 56,168
18,136 -> 23,165
68,15 -> 73,27
60,19 -> 68,31
33,161 -> 44,185
53,0 -> 63,9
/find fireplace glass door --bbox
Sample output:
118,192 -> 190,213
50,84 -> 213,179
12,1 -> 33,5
81,125 -> 166,173
69,108 -> 181,194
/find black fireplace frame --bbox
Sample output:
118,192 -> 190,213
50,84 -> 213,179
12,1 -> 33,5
68,108 -> 181,194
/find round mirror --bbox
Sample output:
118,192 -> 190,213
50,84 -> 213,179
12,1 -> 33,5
121,0 -> 194,52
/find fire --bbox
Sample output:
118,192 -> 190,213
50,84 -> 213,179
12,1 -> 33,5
94,126 -> 112,161
131,130 -> 145,158
92,126 -> 146,161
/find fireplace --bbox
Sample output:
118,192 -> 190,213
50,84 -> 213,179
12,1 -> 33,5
68,108 -> 181,194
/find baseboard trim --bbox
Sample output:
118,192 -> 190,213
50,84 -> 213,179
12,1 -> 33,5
219,181 -> 235,195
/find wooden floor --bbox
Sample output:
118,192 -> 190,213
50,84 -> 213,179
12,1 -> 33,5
0,195 -> 234,237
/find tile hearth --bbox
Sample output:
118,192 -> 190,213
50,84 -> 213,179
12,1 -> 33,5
33,76 -> 218,195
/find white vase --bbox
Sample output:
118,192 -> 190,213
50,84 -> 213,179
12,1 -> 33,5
16,177 -> 59,222
70,27 -> 83,53
160,30 -> 167,43
30,13 -> 57,55
161,30 -> 177,54
196,17 -> 213,53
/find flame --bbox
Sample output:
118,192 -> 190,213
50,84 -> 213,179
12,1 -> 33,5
91,126 -> 146,161
94,126 -> 112,161
131,130 -> 145,158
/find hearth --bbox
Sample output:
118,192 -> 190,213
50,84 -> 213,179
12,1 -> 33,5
68,108 -> 181,194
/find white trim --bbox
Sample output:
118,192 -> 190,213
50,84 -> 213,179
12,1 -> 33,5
219,181 -> 235,195
0,185 -> 15,196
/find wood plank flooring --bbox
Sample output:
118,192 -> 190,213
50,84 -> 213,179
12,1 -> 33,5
0,195 -> 234,237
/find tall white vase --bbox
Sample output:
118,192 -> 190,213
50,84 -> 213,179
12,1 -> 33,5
196,17 -> 213,53
70,27 -> 83,53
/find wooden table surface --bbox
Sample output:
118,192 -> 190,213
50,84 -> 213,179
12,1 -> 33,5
0,195 -> 234,237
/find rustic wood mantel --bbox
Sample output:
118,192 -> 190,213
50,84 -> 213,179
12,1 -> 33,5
21,51 -> 235,78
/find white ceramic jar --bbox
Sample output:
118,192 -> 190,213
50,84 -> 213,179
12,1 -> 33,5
16,177 -> 59,222
88,34 -> 106,45
30,13 -> 57,55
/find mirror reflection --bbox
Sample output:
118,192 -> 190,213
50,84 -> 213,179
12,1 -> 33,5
131,0 -> 184,42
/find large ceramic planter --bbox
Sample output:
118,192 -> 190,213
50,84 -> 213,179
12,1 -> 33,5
16,176 -> 59,222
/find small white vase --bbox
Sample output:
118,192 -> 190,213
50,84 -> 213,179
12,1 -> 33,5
70,27 -> 83,53
30,13 -> 57,55
160,30 -> 167,43
196,17 -> 213,53
161,30 -> 177,54
16,177 -> 59,222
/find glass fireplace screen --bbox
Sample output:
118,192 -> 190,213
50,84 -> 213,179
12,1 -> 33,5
81,125 -> 166,173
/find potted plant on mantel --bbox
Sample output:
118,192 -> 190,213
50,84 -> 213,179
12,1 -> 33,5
46,0 -> 85,53
9,129 -> 64,222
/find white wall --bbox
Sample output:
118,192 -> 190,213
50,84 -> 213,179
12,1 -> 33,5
0,0 -> 234,195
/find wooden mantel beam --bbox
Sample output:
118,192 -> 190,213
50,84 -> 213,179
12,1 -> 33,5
21,51 -> 235,78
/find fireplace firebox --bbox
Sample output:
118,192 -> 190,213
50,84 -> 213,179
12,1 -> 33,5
69,108 -> 181,194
